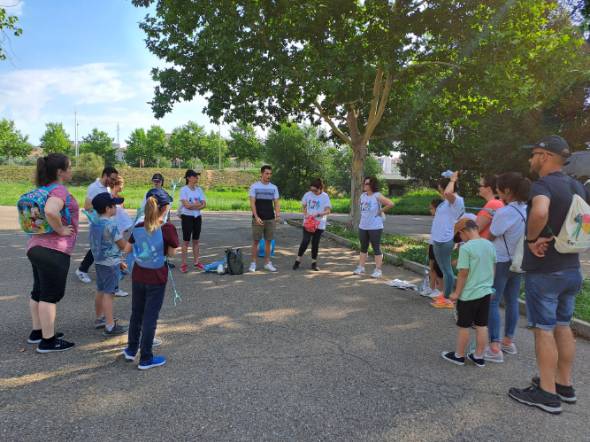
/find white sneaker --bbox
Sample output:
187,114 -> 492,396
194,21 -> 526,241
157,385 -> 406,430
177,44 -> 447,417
75,269 -> 91,284
419,287 -> 433,297
264,262 -> 278,272
115,289 -> 128,297
371,269 -> 382,279
483,347 -> 504,363
353,266 -> 365,275
152,337 -> 162,347
248,262 -> 256,273
501,343 -> 518,355
428,289 -> 442,299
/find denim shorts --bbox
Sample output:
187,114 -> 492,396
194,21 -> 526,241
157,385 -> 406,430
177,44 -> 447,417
95,264 -> 120,294
525,269 -> 583,330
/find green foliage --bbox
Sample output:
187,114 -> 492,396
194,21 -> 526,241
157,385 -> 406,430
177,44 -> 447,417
0,7 -> 22,61
145,125 -> 167,167
326,146 -> 382,195
72,152 -> 105,185
80,128 -> 116,166
264,123 -> 330,199
0,119 -> 31,158
40,123 -> 71,155
125,128 -> 148,166
203,131 -> 228,167
228,123 -> 263,164
167,121 -> 207,165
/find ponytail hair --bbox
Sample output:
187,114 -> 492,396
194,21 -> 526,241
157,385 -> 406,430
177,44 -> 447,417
496,172 -> 531,203
35,153 -> 70,187
144,196 -> 166,233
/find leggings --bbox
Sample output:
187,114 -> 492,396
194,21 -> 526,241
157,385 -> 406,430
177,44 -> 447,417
297,229 -> 324,260
432,240 -> 455,298
79,249 -> 94,273
359,228 -> 382,255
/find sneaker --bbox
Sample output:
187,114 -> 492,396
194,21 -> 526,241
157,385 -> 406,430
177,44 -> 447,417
249,262 -> 256,273
292,261 -> 300,270
152,337 -> 162,348
483,347 -> 504,363
194,262 -> 205,271
115,289 -> 128,297
353,266 -> 365,275
371,269 -> 382,279
531,376 -> 576,404
180,263 -> 188,273
94,316 -> 119,329
441,351 -> 465,366
75,269 -> 91,283
122,348 -> 136,361
502,342 -> 518,355
103,323 -> 128,336
27,330 -> 64,344
264,262 -> 278,272
431,298 -> 454,309
138,355 -> 167,370
36,337 -> 75,353
419,287 -> 433,297
428,289 -> 442,299
311,262 -> 319,271
508,385 -> 562,414
468,353 -> 486,368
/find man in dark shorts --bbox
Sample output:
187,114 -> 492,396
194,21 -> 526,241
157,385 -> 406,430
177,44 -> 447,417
509,135 -> 590,415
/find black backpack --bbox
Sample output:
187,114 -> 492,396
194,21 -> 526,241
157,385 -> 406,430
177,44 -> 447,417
225,248 -> 244,275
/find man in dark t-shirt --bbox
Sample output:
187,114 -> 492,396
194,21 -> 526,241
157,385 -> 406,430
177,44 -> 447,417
509,135 -> 589,414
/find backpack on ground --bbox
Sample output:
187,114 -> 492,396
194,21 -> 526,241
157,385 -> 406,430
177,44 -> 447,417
17,183 -> 71,234
555,193 -> 590,254
225,248 -> 244,275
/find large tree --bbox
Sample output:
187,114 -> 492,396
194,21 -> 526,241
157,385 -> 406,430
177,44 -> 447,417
228,122 -> 263,166
40,123 -> 71,155
133,0 -> 584,225
125,128 -> 149,166
80,128 -> 117,165
167,121 -> 208,165
0,119 -> 31,159
0,7 -> 22,61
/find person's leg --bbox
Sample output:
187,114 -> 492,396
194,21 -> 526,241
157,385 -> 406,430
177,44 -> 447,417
455,328 -> 470,357
102,293 -> 114,327
38,301 -> 57,339
79,249 -> 94,273
139,283 -> 166,363
432,240 -> 455,298
95,292 -> 103,319
502,271 -> 523,346
534,328 -> 558,394
264,239 -> 271,265
297,229 -> 312,260
29,299 -> 41,330
263,220 -> 275,265
180,215 -> 192,268
251,219 -> 262,266
192,240 -> 200,265
127,281 -> 146,354
311,230 -> 323,262
489,262 -> 509,352
193,216 -> 202,265
251,240 -> 259,262
475,326 -> 489,357
181,241 -> 189,266
358,229 -> 369,268
369,229 -> 383,269
554,326 -> 576,387
28,259 -> 41,330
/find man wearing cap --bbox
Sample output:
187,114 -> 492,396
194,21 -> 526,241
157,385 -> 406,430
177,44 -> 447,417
508,135 -> 590,414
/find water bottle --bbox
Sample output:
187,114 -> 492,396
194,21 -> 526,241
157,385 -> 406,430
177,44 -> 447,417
441,170 -> 454,179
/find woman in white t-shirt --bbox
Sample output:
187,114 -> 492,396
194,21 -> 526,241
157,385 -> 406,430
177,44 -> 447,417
179,169 -> 206,273
430,171 -> 465,309
484,172 -> 529,363
293,178 -> 332,271
353,176 -> 394,279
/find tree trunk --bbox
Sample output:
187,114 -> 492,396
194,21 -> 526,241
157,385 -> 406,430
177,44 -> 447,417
350,139 -> 367,230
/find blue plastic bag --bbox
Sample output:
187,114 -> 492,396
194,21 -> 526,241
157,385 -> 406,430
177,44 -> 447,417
257,239 -> 275,257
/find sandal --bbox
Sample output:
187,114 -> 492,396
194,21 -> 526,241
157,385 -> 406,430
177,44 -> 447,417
180,263 -> 188,273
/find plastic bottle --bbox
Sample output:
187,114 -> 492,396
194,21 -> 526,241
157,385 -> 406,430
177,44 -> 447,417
441,170 -> 454,178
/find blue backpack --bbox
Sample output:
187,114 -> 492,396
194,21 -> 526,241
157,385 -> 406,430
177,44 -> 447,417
17,183 -> 71,234
132,226 -> 165,269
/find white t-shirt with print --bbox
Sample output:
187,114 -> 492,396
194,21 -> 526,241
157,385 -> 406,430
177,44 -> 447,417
359,192 -> 384,230
179,185 -> 206,217
430,195 -> 465,243
301,191 -> 331,230
490,202 -> 527,263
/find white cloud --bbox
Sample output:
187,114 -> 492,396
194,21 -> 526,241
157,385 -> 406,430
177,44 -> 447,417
2,1 -> 24,17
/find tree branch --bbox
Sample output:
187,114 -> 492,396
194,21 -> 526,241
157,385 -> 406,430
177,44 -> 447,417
403,61 -> 461,71
363,70 -> 393,144
314,100 -> 351,145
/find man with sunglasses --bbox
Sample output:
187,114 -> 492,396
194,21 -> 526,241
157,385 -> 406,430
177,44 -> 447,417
508,135 -> 589,414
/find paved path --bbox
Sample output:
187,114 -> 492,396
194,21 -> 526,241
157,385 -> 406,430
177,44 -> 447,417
1,208 -> 589,441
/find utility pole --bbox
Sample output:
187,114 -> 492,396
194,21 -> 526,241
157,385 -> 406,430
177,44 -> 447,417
74,111 -> 79,164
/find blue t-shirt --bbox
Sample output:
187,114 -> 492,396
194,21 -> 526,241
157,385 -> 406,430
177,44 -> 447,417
93,217 -> 123,267
523,172 -> 590,273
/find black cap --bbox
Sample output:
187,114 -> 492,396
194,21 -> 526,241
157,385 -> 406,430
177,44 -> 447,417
92,192 -> 124,212
151,173 -> 164,183
523,135 -> 570,157
145,188 -> 172,207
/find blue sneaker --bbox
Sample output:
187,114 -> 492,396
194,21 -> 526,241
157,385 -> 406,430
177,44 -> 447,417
138,355 -> 167,370
122,348 -> 136,361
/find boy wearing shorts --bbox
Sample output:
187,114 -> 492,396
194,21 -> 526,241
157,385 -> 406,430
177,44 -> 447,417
91,193 -> 128,336
441,218 -> 496,367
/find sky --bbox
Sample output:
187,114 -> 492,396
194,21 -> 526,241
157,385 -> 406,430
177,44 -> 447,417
0,0 -> 227,146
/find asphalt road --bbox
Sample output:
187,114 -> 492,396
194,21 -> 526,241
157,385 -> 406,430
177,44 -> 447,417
1,209 -> 589,441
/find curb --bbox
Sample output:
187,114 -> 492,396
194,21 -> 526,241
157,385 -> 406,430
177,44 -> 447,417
287,219 -> 590,340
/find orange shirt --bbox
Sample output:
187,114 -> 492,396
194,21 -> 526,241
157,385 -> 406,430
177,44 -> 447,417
478,199 -> 504,239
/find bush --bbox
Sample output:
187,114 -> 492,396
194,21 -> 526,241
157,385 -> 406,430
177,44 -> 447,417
72,153 -> 104,185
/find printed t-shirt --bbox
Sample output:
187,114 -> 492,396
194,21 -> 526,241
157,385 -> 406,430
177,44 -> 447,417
179,185 -> 206,217
301,191 -> 331,230
359,192 -> 383,230
94,217 -> 123,266
129,222 -> 179,285
249,181 -> 279,221
27,184 -> 79,255
457,238 -> 496,301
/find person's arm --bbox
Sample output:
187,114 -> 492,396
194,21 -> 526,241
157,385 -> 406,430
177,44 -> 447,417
249,196 -> 263,225
274,198 -> 281,220
450,269 -> 469,302
44,196 -> 73,236
115,238 -> 128,250
302,201 -> 308,218
84,197 -> 93,211
476,213 -> 492,233
444,171 -> 459,204
122,242 -> 133,254
527,195 -> 551,258
377,194 -> 395,215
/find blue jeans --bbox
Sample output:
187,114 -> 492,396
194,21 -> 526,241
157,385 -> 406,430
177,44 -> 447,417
127,281 -> 166,363
525,269 -> 583,331
432,240 -> 455,298
488,261 -> 522,343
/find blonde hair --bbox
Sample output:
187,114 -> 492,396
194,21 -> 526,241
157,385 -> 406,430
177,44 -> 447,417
112,175 -> 124,187
144,196 -> 167,233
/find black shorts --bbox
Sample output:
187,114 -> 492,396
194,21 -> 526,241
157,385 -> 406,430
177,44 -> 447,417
428,245 -> 443,278
181,214 -> 202,242
456,295 -> 491,328
27,246 -> 71,304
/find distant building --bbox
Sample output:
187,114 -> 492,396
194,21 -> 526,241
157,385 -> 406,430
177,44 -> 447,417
374,152 -> 412,195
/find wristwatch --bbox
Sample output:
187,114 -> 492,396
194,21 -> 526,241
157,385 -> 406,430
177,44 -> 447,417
526,237 -> 538,243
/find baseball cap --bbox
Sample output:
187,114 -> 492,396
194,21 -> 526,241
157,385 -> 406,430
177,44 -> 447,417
92,192 -> 124,212
151,173 -> 164,183
145,188 -> 172,207
523,135 -> 570,157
